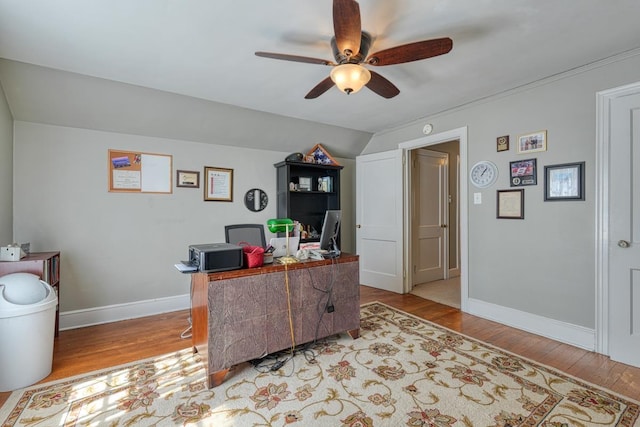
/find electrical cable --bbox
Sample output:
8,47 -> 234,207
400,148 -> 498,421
283,263 -> 296,356
250,256 -> 339,374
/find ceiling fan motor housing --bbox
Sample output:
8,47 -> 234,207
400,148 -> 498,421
332,31 -> 372,64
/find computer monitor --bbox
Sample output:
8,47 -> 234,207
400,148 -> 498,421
319,210 -> 341,255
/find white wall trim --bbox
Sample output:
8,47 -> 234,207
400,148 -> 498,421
58,290 -> 596,352
467,298 -> 595,351
59,293 -> 190,331
399,126 -> 469,312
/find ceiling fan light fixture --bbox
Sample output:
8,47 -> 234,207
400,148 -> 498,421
330,63 -> 371,95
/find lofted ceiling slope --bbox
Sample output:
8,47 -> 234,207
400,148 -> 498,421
1,0 -> 639,158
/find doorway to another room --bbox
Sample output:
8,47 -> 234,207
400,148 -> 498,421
356,126 -> 468,309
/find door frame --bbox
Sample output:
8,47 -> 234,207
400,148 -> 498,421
399,126 -> 468,311
410,149 -> 449,287
595,81 -> 640,355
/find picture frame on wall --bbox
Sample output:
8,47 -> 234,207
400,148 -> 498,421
544,161 -> 585,201
497,135 -> 509,152
517,130 -> 547,154
497,189 -> 524,219
509,158 -> 537,187
176,170 -> 200,188
204,166 -> 233,202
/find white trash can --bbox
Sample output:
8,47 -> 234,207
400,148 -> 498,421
0,272 -> 58,392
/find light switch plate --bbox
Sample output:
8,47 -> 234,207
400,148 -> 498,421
474,193 -> 482,204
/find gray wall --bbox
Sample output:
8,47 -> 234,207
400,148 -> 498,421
363,52 -> 640,329
0,83 -> 12,245
12,121 -> 354,314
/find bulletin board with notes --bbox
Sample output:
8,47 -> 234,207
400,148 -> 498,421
108,149 -> 173,193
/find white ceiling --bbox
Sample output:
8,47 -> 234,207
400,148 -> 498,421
1,0 -> 639,158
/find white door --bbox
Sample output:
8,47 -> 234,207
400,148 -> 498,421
608,90 -> 640,366
356,149 -> 404,293
412,149 -> 448,285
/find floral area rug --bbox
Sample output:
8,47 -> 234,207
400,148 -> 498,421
1,302 -> 638,426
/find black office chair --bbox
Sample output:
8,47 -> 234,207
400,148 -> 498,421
225,224 -> 267,248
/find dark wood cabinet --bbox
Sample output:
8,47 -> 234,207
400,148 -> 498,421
274,160 -> 343,244
0,252 -> 61,336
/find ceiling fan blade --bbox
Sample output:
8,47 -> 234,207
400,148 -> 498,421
333,0 -> 361,57
305,76 -> 335,99
255,51 -> 335,66
366,71 -> 400,98
367,37 -> 453,66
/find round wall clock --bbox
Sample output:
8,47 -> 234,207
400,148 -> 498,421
244,188 -> 268,212
469,161 -> 498,188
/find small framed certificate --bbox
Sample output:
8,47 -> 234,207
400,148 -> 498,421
176,170 -> 200,188
497,189 -> 524,219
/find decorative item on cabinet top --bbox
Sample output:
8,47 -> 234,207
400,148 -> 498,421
305,144 -> 340,166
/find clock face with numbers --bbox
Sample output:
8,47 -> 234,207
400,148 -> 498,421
469,161 -> 498,188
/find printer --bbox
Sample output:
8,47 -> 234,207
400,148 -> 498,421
188,243 -> 243,272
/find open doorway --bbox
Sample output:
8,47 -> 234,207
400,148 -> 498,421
407,140 -> 461,308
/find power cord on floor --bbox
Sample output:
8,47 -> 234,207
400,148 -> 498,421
180,316 -> 192,339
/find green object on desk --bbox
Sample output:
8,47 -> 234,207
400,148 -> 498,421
266,218 -> 294,233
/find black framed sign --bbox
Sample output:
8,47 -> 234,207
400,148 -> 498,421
544,162 -> 585,201
509,158 -> 537,187
497,189 -> 524,219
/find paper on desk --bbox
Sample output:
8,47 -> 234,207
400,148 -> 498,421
174,262 -> 198,273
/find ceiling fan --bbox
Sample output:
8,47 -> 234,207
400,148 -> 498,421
255,0 -> 453,99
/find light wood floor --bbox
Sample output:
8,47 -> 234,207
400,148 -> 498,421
2,285 -> 639,408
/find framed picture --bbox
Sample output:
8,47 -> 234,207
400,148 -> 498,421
298,177 -> 312,191
544,161 -> 585,201
204,166 -> 233,202
517,130 -> 547,154
176,170 -> 199,188
509,158 -> 537,187
497,135 -> 509,152
497,189 -> 524,219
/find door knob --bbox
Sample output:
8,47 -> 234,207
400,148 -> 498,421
440,224 -> 447,228
355,224 -> 361,229
618,240 -> 631,248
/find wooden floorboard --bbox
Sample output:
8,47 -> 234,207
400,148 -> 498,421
1,285 -> 639,408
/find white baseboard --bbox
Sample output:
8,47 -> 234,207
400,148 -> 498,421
59,293 -> 190,331
467,298 -> 595,351
60,293 -> 596,353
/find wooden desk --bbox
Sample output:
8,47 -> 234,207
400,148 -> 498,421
191,254 -> 360,388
